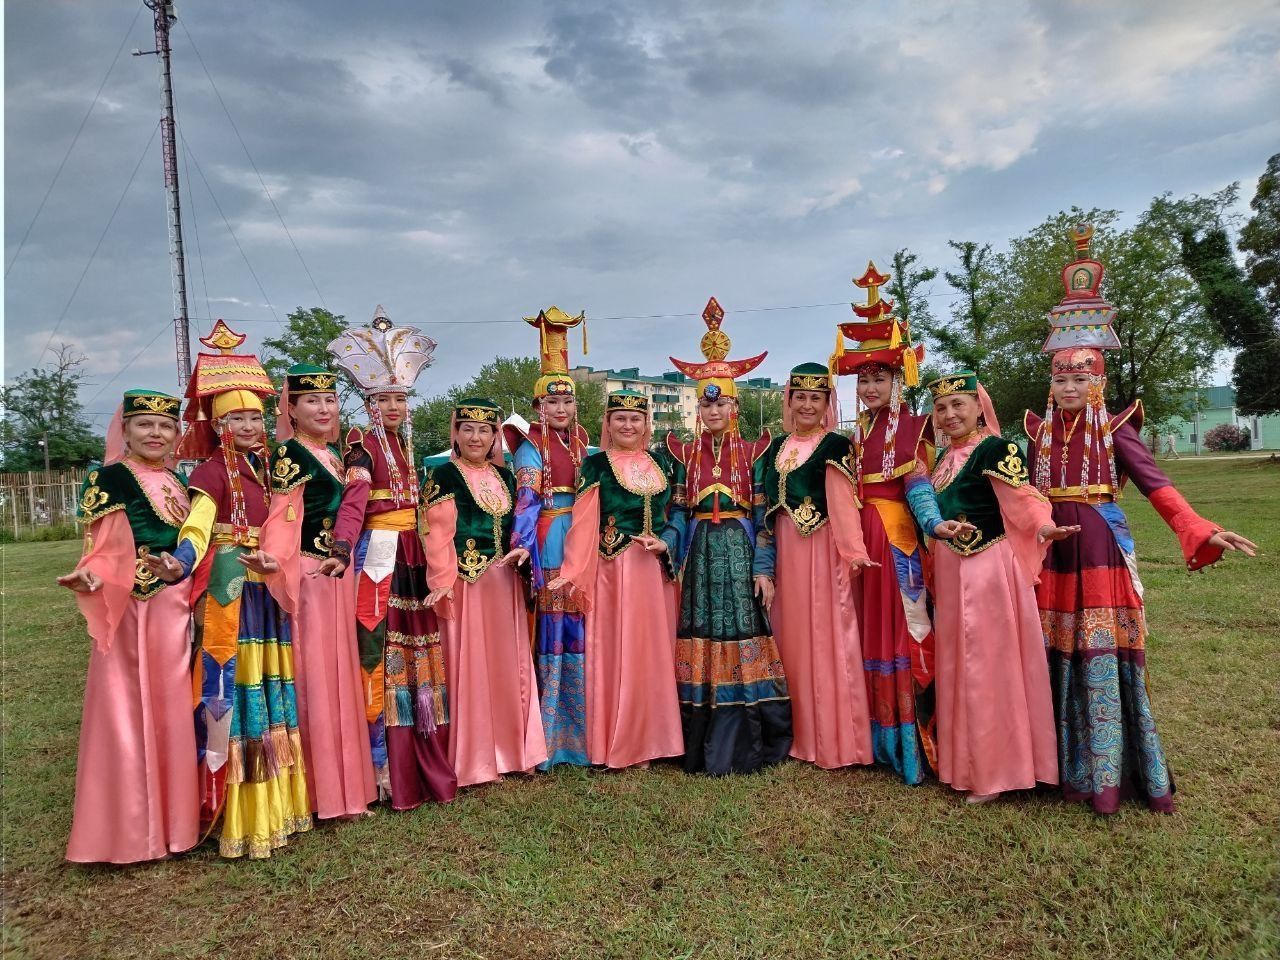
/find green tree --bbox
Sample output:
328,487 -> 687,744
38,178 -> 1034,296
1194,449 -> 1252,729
928,240 -> 998,376
886,247 -> 938,334
1,344 -> 104,472
260,307 -> 356,411
411,356 -> 609,457
1181,223 -> 1280,416
981,197 -> 1228,432
737,387 -> 783,440
1239,153 -> 1280,316
1235,153 -> 1280,416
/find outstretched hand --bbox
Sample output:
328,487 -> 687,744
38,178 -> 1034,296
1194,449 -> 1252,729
425,586 -> 454,608
237,550 -> 280,575
310,557 -> 347,578
1038,524 -> 1081,542
140,551 -> 185,583
56,568 -> 102,593
498,547 -> 531,568
933,519 -> 977,540
636,535 -> 668,555
849,556 -> 880,578
1209,530 -> 1257,557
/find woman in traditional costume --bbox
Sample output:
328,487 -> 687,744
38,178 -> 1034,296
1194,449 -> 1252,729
928,371 -> 1076,804
327,307 -> 457,808
142,322 -> 310,858
1025,225 -> 1257,813
661,298 -> 791,775
505,307 -> 591,768
754,363 -> 875,770
830,266 -> 970,784
57,389 -> 199,863
259,364 -> 377,819
422,397 -> 547,785
549,391 -> 683,769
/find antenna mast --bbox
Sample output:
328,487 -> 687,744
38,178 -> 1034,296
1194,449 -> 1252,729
138,1 -> 192,389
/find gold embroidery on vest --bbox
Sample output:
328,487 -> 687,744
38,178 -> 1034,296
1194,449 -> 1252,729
602,514 -> 624,552
792,496 -> 821,535
134,546 -> 160,593
80,471 -> 109,514
996,443 -> 1027,483
313,516 -> 334,555
459,537 -> 489,580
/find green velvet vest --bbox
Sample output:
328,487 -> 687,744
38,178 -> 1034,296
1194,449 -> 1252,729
761,432 -> 856,537
270,439 -> 344,559
934,436 -> 1030,556
578,451 -> 673,561
77,461 -> 186,600
423,460 -> 517,582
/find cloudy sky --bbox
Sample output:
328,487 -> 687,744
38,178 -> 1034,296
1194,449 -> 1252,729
5,0 -> 1279,427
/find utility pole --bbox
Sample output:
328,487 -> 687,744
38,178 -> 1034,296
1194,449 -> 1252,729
136,1 -> 192,389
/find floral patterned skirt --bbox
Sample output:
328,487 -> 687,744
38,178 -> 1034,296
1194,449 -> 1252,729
1037,500 -> 1174,813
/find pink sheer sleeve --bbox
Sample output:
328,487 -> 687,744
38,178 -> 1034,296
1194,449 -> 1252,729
73,511 -> 137,654
425,499 -> 459,619
826,464 -> 869,565
992,479 -> 1054,588
260,488 -> 304,617
558,485 -> 602,612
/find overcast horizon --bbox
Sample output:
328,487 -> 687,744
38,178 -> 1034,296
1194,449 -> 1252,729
5,0 -> 1279,427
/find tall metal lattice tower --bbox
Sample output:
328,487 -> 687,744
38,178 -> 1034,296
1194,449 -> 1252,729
141,0 -> 192,389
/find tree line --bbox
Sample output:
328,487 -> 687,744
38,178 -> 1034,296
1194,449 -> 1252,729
4,154 -> 1276,471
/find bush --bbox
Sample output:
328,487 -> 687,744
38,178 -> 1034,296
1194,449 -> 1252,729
1203,423 -> 1251,452
0,523 -> 79,544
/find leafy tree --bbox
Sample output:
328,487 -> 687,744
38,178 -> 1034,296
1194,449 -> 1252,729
1,344 -> 104,471
1239,153 -> 1280,316
737,386 -> 783,440
926,241 -> 998,376
1181,223 -> 1280,416
411,355 -> 608,456
260,307 -> 357,412
886,247 -> 938,334
1234,154 -> 1280,416
979,196 -> 1228,432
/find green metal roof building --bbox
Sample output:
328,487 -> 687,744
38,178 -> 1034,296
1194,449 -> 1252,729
1160,385 -> 1280,453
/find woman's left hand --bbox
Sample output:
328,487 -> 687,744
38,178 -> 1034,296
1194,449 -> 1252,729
425,586 -> 454,608
933,519 -> 977,540
499,547 -> 531,567
637,535 -> 668,555
1209,530 -> 1257,557
1038,524 -> 1081,542
849,556 -> 880,577
141,550 -> 185,583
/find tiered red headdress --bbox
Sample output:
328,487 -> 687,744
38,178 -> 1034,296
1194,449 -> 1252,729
831,262 -> 925,483
1035,224 -> 1121,496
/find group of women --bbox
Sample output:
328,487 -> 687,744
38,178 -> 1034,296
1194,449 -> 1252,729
59,236 -> 1256,866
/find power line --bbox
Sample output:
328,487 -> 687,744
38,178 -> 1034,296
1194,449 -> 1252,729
179,131 -> 281,326
5,2 -> 146,278
177,16 -> 327,309
82,318 -> 176,411
37,120 -> 161,365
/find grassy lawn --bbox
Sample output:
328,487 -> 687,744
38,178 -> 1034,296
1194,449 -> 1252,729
2,457 -> 1277,959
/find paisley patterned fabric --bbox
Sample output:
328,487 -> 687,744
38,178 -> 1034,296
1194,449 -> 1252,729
1037,499 -> 1174,813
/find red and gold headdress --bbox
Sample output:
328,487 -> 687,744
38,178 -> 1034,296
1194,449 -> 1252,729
668,297 -> 767,401
831,262 -> 924,385
831,263 -> 924,482
1035,224 -> 1120,496
525,306 -> 587,399
177,320 -> 275,542
670,298 -> 768,523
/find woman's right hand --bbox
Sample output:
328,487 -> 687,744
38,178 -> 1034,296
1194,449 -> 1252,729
753,575 -> 775,608
57,568 -> 102,593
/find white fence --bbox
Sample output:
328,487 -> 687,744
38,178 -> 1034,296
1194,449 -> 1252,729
0,470 -> 86,538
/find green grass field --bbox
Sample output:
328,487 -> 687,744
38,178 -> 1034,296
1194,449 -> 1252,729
2,458 -> 1277,959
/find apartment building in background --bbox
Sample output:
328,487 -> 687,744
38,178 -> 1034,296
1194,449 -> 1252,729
569,365 -> 783,433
